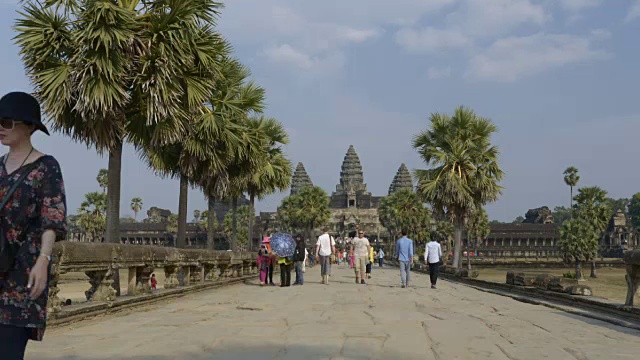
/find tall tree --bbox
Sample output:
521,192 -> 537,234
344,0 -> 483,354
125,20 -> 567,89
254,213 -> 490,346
413,106 -> 503,269
552,206 -> 572,225
223,205 -> 252,251
606,197 -> 630,216
563,166 -> 580,214
77,192 -> 107,242
378,189 -> 432,244
97,169 -> 108,194
16,0 -> 225,251
558,216 -> 600,281
244,116 -> 292,251
130,197 -> 143,220
278,186 -> 331,245
629,193 -> 640,232
466,206 -> 490,269
574,186 -> 610,278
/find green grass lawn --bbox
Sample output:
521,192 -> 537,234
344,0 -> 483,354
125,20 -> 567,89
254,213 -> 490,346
476,267 -> 637,304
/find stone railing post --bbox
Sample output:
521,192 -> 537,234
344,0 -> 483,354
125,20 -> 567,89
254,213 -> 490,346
47,258 -> 63,315
164,265 -> 180,289
85,267 -> 117,304
128,266 -> 153,296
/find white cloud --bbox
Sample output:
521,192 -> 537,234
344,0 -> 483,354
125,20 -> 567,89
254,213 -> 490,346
261,44 -> 346,73
338,27 -> 381,43
467,33 -> 609,82
445,0 -> 548,39
559,0 -> 602,12
590,28 -> 611,40
427,66 -> 452,79
262,44 -> 314,69
625,0 -> 640,23
395,27 -> 470,52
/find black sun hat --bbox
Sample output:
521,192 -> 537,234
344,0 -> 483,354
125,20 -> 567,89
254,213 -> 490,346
0,91 -> 50,136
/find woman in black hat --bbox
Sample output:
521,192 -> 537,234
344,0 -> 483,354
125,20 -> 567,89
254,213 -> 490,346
0,91 -> 66,359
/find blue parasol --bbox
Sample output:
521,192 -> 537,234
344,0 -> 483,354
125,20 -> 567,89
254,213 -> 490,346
269,232 -> 296,257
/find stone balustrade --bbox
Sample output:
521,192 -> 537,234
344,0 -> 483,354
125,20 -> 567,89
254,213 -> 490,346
624,249 -> 640,306
48,242 -> 256,317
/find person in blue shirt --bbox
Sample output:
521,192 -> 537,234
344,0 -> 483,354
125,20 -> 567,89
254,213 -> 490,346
395,230 -> 414,288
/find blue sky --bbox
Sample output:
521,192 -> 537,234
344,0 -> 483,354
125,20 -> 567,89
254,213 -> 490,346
1,0 -> 639,222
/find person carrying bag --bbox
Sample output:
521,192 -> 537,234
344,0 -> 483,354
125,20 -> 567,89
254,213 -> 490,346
0,92 -> 67,360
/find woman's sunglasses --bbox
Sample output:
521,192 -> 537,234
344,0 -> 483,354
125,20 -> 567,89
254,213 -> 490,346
0,119 -> 21,130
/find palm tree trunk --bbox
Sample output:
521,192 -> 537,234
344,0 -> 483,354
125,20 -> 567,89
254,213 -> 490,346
570,186 -> 573,217
207,196 -> 216,249
453,224 -> 463,269
176,175 -> 188,248
590,257 -> 597,278
231,197 -> 238,251
105,141 -> 123,296
575,256 -> 584,280
248,192 -> 255,252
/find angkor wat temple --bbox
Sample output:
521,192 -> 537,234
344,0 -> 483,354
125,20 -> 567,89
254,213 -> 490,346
68,146 -> 639,257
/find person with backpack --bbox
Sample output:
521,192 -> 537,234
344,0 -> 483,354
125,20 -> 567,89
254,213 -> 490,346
292,234 -> 305,285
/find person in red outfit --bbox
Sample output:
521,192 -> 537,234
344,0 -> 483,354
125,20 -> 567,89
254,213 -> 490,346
150,273 -> 157,290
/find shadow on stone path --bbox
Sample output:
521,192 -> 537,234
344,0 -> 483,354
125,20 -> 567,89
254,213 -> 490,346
27,265 -> 640,360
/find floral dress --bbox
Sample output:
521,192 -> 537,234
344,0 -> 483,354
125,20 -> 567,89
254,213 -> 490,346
0,155 -> 67,341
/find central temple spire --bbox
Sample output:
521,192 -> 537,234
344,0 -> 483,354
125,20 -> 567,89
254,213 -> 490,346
336,145 -> 367,192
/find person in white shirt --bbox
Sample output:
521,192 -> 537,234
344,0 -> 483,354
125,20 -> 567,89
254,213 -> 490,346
352,230 -> 372,284
315,227 -> 336,285
424,231 -> 443,289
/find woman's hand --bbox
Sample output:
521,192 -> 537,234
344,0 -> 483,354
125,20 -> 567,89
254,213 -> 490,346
28,256 -> 49,299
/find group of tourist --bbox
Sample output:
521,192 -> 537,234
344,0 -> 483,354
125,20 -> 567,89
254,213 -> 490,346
258,226 -> 443,290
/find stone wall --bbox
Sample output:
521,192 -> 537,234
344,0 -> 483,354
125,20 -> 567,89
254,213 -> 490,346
48,242 -> 257,320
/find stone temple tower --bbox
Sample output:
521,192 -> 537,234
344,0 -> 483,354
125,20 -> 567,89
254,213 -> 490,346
388,163 -> 414,195
330,145 -> 374,209
290,162 -> 313,196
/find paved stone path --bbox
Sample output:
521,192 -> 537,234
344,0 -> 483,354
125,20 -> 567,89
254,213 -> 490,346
28,265 -> 639,360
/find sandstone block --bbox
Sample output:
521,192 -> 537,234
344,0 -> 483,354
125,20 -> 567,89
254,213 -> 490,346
514,274 -> 536,286
547,277 -> 578,293
506,271 -> 524,285
534,274 -> 556,290
566,285 -> 593,296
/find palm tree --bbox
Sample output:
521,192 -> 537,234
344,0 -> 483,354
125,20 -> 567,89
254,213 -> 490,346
130,197 -> 143,221
563,166 -> 580,214
97,169 -> 108,194
16,0 -> 224,249
244,116 -> 292,251
573,186 -> 610,278
413,106 -> 503,269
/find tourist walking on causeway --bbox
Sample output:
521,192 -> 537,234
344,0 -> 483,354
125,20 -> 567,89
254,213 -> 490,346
0,92 -> 67,359
377,247 -> 385,267
352,230 -> 371,284
366,243 -> 374,279
425,231 -> 443,289
293,234 -> 305,285
395,230 -> 414,288
315,227 -> 335,285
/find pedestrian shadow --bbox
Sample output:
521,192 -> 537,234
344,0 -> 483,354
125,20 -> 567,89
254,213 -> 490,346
552,310 -> 640,336
27,343 -> 422,360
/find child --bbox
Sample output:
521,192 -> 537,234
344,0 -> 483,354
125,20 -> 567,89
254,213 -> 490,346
278,256 -> 293,287
150,273 -> 157,290
257,245 -> 270,286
